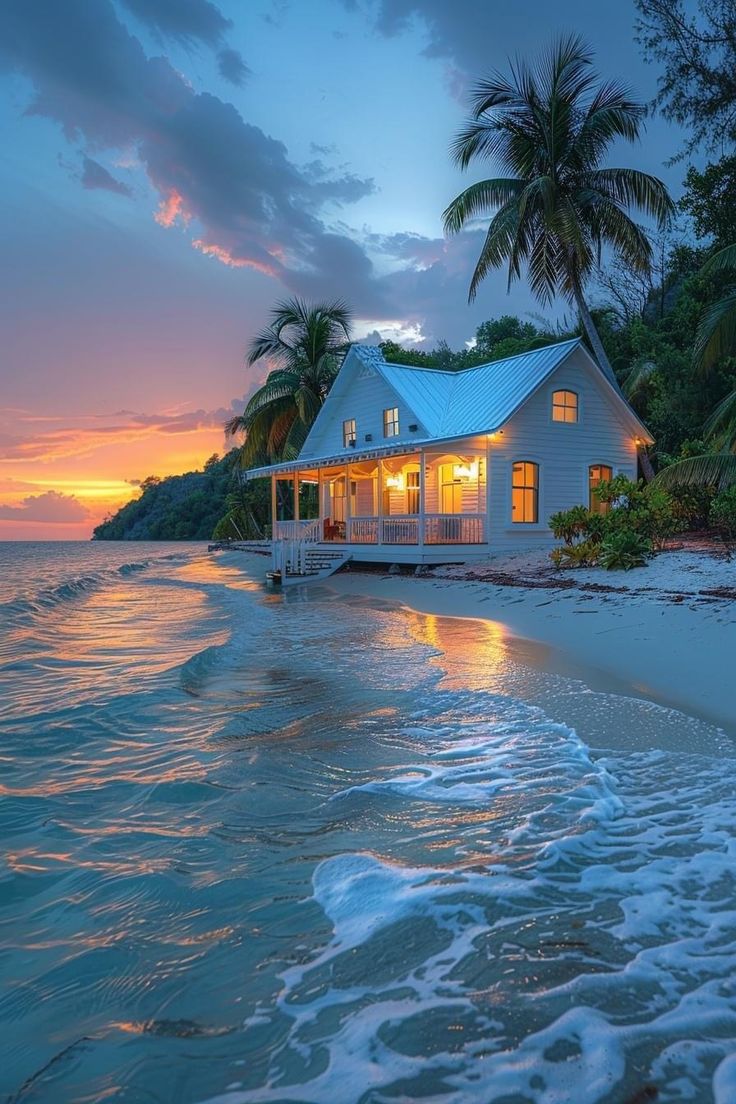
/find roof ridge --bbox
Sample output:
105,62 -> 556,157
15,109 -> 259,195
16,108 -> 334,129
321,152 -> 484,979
364,335 -> 581,377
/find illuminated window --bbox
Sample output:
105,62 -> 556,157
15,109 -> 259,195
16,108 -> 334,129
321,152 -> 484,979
589,464 -> 613,514
512,461 -> 539,523
552,390 -> 578,423
383,407 -> 399,437
343,418 -> 356,447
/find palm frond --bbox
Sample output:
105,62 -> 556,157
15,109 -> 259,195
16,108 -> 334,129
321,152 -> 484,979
467,202 -> 522,301
623,359 -> 658,399
704,388 -> 736,450
701,243 -> 736,277
442,178 -> 524,233
653,454 -> 736,490
693,291 -> 736,370
585,168 -> 674,226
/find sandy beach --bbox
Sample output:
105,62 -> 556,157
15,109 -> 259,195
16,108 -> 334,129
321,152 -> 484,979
326,546 -> 736,733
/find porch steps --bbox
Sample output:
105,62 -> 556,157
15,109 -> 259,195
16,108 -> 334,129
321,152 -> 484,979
273,544 -> 352,586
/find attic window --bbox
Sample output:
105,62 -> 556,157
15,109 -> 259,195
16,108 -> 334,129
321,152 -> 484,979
343,418 -> 356,447
383,407 -> 399,438
552,390 -> 578,423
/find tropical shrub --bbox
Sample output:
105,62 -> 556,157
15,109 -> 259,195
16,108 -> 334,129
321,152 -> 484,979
549,475 -> 675,569
549,504 -> 590,545
550,541 -> 601,568
710,485 -> 736,541
599,530 -> 652,570
666,482 -> 717,531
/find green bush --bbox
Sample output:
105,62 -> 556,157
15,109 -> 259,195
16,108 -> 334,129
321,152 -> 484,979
599,530 -> 652,570
549,504 -> 590,545
667,483 -> 717,531
548,475 -> 675,570
711,486 -> 736,541
550,540 -> 601,568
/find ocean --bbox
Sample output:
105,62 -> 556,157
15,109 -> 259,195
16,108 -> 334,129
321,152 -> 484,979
2,541 -> 736,1104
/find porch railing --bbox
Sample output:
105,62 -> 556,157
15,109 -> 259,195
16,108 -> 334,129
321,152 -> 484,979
273,518 -> 321,541
347,518 -> 380,543
274,514 -> 487,547
424,513 -> 485,544
382,516 -> 419,544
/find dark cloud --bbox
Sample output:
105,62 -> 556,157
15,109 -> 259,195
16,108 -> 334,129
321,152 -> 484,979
0,0 -> 386,310
0,490 -> 89,522
81,156 -> 132,197
119,0 -> 231,47
120,0 -> 250,86
217,47 -> 249,85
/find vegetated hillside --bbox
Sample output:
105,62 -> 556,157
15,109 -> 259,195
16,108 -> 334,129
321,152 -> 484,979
92,451 -> 253,540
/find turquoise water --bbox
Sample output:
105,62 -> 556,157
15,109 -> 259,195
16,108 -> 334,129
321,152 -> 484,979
2,542 -> 736,1104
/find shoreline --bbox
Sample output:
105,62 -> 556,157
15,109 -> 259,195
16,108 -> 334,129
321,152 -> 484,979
320,553 -> 736,735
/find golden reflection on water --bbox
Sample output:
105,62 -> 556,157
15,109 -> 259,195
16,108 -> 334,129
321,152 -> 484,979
406,611 -> 510,689
172,556 -> 264,592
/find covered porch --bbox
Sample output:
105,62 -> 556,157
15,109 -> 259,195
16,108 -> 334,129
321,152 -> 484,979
267,446 -> 488,550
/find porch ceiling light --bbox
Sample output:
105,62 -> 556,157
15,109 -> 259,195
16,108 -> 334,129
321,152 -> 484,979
452,461 -> 478,481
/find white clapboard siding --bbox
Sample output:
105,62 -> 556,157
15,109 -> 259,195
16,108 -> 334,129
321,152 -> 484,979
487,345 -> 638,551
300,356 -> 426,460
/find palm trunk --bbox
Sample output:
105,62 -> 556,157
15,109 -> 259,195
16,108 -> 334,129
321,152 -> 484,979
573,287 -> 655,482
637,445 -> 655,483
573,286 -> 618,388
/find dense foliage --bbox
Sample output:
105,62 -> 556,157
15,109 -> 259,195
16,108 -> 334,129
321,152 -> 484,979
635,0 -> 736,159
93,452 -> 270,541
549,476 -> 677,570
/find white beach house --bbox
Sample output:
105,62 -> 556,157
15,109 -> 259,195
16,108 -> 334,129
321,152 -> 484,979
246,338 -> 652,580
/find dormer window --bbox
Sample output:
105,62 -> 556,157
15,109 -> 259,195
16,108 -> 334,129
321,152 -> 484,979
552,390 -> 578,423
383,407 -> 399,438
343,418 -> 356,447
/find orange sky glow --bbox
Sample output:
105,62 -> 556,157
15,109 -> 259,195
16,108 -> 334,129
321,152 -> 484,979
0,409 -> 231,540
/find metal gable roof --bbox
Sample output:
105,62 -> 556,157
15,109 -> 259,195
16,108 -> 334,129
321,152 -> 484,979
374,337 -> 583,438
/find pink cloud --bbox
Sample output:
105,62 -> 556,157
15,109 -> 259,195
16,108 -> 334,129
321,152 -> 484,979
0,490 -> 90,523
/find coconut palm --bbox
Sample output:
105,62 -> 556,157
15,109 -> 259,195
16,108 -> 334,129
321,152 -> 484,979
694,244 -> 736,371
654,245 -> 736,490
226,298 -> 352,467
443,34 -> 674,388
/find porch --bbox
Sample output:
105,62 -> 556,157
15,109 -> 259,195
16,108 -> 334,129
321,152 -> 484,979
268,447 -> 488,556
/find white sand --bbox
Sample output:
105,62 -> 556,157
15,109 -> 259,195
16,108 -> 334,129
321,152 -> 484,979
327,549 -> 736,731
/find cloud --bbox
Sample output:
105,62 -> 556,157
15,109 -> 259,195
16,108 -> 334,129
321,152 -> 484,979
81,156 -> 133,196
0,0 -> 385,310
217,47 -> 249,85
0,490 -> 90,522
0,401 -> 250,464
119,0 -> 231,46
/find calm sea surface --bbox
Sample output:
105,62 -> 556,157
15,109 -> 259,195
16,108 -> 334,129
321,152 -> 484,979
2,541 -> 736,1104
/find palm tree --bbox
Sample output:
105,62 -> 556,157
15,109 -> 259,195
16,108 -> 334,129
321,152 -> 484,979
443,34 -> 674,389
694,244 -> 736,372
226,298 -> 352,467
654,244 -> 736,490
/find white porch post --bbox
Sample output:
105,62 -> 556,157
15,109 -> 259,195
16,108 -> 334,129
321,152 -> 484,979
317,468 -> 323,537
293,472 -> 300,524
271,475 -> 277,539
418,449 -> 425,549
345,462 -> 352,541
377,458 -> 384,545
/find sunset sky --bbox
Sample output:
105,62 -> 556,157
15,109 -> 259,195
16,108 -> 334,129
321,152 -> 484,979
0,0 -> 688,539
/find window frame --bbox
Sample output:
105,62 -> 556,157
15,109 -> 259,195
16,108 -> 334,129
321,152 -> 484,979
342,418 -> 356,448
551,389 -> 579,424
383,406 -> 400,438
511,460 -> 539,524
